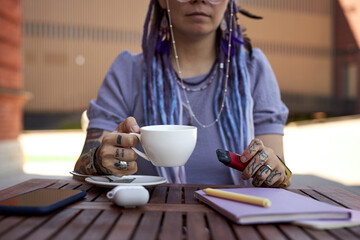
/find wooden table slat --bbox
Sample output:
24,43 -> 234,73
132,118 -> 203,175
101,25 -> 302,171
256,225 -> 287,240
300,189 -> 345,207
25,208 -> 81,240
167,185 -> 182,204
0,215 -> 50,240
159,212 -> 183,240
46,181 -> 70,189
106,211 -> 142,240
79,209 -> 120,240
52,209 -> 102,240
59,183 -> 84,190
231,225 -> 263,240
81,187 -> 103,202
149,186 -> 167,203
0,216 -> 25,236
1,179 -> 360,240
348,226 -> 360,237
328,228 -> 360,240
287,188 -> 313,197
186,212 -> 209,240
278,224 -> 313,240
302,227 -> 338,240
0,179 -> 57,200
132,211 -> 163,240
71,201 -> 211,213
94,192 -> 110,202
74,183 -> 94,192
206,211 -> 236,240
314,187 -> 360,210
184,186 -> 199,204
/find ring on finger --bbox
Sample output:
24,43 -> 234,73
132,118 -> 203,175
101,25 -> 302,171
265,164 -> 273,171
116,160 -> 129,170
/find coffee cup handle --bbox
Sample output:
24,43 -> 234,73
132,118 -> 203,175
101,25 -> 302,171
129,133 -> 150,161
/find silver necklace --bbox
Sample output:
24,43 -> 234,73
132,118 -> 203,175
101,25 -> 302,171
166,0 -> 234,128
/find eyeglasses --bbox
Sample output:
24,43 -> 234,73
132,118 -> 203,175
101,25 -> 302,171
176,0 -> 225,5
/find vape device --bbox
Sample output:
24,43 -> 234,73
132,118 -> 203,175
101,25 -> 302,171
216,149 -> 249,171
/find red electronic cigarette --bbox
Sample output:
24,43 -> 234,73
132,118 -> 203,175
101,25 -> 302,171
216,149 -> 249,171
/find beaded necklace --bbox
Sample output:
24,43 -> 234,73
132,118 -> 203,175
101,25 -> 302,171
175,63 -> 218,92
166,0 -> 234,128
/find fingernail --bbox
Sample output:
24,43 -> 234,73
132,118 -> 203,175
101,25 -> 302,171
240,156 -> 247,163
131,125 -> 140,132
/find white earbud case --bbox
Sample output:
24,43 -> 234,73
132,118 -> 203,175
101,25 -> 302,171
107,185 -> 149,208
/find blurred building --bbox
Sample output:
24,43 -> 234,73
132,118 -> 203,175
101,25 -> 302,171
15,0 -> 360,129
334,0 -> 360,115
0,0 -> 28,175
240,0 -> 359,118
21,0 -> 148,129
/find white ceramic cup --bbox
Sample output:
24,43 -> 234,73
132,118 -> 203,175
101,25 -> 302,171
130,125 -> 197,167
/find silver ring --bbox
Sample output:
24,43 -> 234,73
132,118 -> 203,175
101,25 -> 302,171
265,164 -> 273,171
116,161 -> 129,170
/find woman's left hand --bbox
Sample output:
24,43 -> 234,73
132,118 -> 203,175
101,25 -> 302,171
240,138 -> 291,188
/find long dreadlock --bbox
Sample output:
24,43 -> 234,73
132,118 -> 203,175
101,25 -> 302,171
141,0 -> 255,184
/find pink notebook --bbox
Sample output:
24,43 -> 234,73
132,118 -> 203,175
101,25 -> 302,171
194,188 -> 351,225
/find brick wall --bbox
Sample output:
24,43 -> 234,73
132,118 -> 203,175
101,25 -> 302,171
0,0 -> 29,140
334,0 -> 360,114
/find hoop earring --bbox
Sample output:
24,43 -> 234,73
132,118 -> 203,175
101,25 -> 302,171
156,11 -> 170,54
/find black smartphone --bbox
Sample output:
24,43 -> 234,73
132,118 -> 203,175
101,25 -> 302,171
0,188 -> 86,215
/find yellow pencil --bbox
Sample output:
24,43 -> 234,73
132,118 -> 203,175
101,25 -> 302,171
203,188 -> 271,208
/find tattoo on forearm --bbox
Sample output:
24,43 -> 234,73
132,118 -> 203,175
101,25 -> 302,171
117,135 -> 122,145
87,128 -> 104,139
79,166 -> 87,174
78,147 -> 97,175
81,154 -> 87,162
82,141 -> 101,155
94,152 -> 112,175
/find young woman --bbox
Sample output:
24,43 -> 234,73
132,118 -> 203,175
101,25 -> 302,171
74,0 -> 291,187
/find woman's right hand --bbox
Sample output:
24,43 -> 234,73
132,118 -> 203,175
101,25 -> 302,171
74,117 -> 140,176
95,117 -> 140,176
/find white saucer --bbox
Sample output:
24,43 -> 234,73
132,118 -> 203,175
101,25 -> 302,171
84,175 -> 167,188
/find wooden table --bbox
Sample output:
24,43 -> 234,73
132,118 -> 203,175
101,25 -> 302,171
0,178 -> 360,240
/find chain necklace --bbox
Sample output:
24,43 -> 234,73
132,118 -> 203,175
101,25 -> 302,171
166,0 -> 234,128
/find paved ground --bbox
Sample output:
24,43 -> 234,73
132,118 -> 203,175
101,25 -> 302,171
283,115 -> 360,186
1,115 -> 359,195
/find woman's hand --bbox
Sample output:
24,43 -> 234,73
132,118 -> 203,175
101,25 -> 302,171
241,138 -> 292,188
95,117 -> 140,176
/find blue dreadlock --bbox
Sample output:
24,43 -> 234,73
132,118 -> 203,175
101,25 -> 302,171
141,0 -> 254,184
